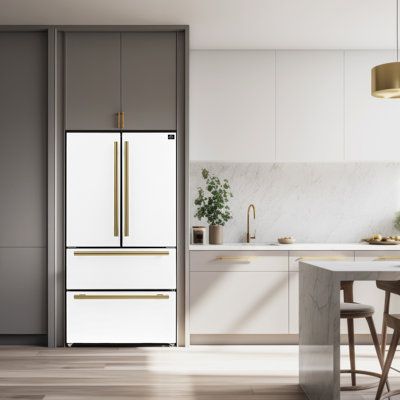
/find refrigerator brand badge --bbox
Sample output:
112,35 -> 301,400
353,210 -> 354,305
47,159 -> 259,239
168,134 -> 175,140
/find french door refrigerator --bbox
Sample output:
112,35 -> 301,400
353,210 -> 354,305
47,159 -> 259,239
66,132 -> 176,345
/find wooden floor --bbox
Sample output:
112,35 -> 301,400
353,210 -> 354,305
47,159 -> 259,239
0,345 -> 399,399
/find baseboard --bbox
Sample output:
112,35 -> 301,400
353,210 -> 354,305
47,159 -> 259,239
0,334 -> 47,346
190,334 -> 392,345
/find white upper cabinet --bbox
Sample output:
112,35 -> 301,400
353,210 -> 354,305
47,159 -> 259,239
190,50 -> 276,162
66,132 -> 121,247
122,132 -> 176,247
276,51 -> 345,162
344,50 -> 400,161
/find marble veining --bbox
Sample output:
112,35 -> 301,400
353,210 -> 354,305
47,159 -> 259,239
190,162 -> 400,243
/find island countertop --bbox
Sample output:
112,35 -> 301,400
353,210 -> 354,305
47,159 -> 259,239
299,260 -> 400,400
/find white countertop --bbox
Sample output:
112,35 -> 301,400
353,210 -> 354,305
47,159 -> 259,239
189,243 -> 400,251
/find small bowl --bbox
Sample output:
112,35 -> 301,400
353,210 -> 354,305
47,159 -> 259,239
278,237 -> 296,244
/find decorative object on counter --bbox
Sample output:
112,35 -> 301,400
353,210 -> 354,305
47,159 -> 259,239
362,234 -> 400,245
192,226 -> 206,245
194,168 -> 233,245
371,0 -> 400,98
394,211 -> 400,231
278,236 -> 296,244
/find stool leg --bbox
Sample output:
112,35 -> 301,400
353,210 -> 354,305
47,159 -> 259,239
366,316 -> 390,392
347,318 -> 356,387
376,329 -> 400,400
381,291 -> 390,357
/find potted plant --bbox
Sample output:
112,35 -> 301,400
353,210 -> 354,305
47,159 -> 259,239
194,168 -> 233,244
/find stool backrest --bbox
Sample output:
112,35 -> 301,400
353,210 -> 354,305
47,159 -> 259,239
340,281 -> 354,303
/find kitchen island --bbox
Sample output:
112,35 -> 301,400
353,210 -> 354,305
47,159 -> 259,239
299,260 -> 400,400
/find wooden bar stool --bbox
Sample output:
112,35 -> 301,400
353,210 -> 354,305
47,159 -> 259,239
340,281 -> 388,391
376,280 -> 400,357
375,313 -> 400,399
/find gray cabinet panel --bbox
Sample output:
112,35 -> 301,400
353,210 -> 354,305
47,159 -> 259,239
0,248 -> 47,334
66,32 -> 121,130
122,32 -> 176,130
0,32 -> 47,247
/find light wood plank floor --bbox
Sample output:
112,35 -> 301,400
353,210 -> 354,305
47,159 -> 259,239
0,345 -> 399,400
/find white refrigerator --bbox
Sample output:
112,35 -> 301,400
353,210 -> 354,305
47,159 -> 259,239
65,132 -> 176,345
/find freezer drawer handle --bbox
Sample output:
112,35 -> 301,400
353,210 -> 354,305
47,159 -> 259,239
74,294 -> 169,300
73,250 -> 170,256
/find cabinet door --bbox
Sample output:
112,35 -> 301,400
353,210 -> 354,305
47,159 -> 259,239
276,51 -> 344,161
66,132 -> 121,247
65,32 -> 121,130
345,51 -> 400,161
190,50 -> 276,162
121,32 -> 176,130
122,132 -> 176,247
190,271 -> 288,334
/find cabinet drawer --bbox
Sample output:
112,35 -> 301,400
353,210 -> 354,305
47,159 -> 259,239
67,249 -> 176,289
355,251 -> 400,262
289,251 -> 354,271
190,251 -> 288,272
190,272 -> 288,334
67,291 -> 176,344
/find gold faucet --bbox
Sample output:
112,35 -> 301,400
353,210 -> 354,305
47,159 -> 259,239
246,204 -> 256,243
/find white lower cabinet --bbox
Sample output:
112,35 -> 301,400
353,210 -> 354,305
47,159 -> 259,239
190,271 -> 288,334
289,272 -> 299,334
66,291 -> 176,344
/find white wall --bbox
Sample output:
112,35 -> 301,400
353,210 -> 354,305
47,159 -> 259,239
190,50 -> 400,162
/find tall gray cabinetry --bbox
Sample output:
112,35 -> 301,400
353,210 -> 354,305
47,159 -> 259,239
66,32 -> 177,130
0,32 -> 48,342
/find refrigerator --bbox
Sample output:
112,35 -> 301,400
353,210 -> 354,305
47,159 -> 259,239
65,132 -> 176,345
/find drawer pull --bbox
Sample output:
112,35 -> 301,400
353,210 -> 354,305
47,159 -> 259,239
74,294 -> 169,300
296,256 -> 346,262
73,251 -> 170,256
215,256 -> 254,264
374,256 -> 400,261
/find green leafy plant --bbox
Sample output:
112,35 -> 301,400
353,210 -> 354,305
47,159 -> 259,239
194,169 -> 233,226
395,211 -> 400,231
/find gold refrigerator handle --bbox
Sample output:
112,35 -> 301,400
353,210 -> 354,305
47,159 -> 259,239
74,294 -> 169,300
114,141 -> 119,237
73,250 -> 170,256
124,141 -> 129,237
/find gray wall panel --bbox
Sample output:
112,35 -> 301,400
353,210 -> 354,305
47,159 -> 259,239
65,32 -> 121,130
121,32 -> 177,130
0,248 -> 47,334
0,32 -> 47,248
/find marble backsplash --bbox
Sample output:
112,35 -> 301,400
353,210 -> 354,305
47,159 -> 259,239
190,162 -> 400,243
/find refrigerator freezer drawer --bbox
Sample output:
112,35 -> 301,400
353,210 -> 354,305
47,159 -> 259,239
66,291 -> 176,344
66,248 -> 176,290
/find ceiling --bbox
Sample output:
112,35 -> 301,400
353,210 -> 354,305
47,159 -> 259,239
0,0 -> 396,49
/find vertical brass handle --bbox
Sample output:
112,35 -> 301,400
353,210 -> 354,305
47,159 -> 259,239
124,141 -> 129,237
113,141 -> 119,237
120,112 -> 125,129
117,112 -> 121,129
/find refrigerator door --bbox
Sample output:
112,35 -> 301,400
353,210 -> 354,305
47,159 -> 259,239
122,132 -> 176,247
66,132 -> 121,247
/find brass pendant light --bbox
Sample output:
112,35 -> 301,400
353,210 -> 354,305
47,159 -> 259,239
371,0 -> 400,98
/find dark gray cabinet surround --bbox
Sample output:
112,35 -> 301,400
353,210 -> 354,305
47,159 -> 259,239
0,26 -> 188,347
66,31 -> 177,131
0,31 -> 47,340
